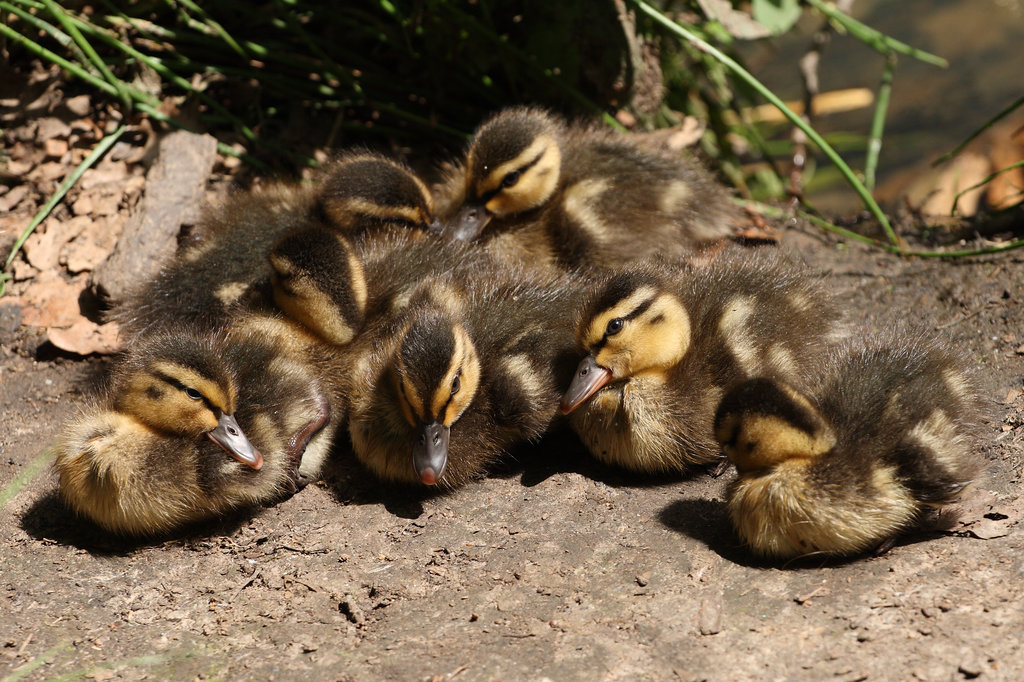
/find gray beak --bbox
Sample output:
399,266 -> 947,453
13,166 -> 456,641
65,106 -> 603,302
208,413 -> 264,471
560,355 -> 613,415
412,420 -> 450,485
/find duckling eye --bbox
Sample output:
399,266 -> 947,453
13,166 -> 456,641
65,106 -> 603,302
606,318 -> 624,336
451,372 -> 462,396
500,170 -> 521,190
184,387 -> 202,401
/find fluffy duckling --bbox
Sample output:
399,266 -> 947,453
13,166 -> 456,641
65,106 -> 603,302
344,267 -> 584,488
559,246 -> 848,474
113,153 -> 434,340
434,106 -> 739,270
714,330 -> 982,560
267,225 -> 491,347
54,326 -> 334,535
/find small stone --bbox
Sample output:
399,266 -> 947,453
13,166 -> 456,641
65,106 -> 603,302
636,572 -> 650,587
698,595 -> 722,635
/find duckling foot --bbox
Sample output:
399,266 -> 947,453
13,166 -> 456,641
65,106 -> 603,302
285,393 -> 332,494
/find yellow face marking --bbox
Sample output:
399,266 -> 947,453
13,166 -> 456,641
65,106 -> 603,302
214,281 -> 249,306
432,325 -> 480,427
585,290 -> 691,379
582,287 -> 658,349
562,178 -> 611,240
346,244 -> 369,314
117,362 -> 229,437
394,357 -> 425,429
476,135 -> 561,217
325,197 -> 427,229
718,296 -> 758,374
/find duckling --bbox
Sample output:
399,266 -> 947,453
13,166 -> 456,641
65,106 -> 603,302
344,266 -> 584,488
714,330 -> 982,560
267,224 -> 491,347
54,325 -> 335,535
113,152 -> 434,341
559,246 -> 849,474
434,106 -> 739,271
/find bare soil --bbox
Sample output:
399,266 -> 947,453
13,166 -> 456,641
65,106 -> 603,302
2,64 -> 1023,682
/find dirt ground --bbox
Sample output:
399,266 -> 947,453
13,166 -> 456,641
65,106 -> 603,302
2,61 -> 1023,682
0,222 -> 1021,681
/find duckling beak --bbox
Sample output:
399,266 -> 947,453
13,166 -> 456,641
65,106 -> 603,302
208,413 -> 264,471
449,203 -> 492,241
560,355 -> 613,415
412,420 -> 449,485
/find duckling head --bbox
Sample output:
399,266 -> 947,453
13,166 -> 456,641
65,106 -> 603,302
111,334 -> 263,470
319,153 -> 434,233
269,227 -> 368,346
450,107 -> 563,240
714,378 -> 836,474
561,273 -> 690,414
390,310 -> 481,485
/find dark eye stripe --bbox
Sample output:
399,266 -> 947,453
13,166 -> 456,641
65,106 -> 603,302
154,371 -> 217,413
590,296 -> 657,353
479,149 -> 546,203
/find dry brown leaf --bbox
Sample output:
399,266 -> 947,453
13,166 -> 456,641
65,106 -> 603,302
47,319 -> 121,355
15,270 -> 85,328
35,117 -> 72,141
0,185 -> 30,212
63,94 -> 91,117
64,214 -> 124,273
22,216 -> 89,270
28,160 -> 67,184
43,138 -> 68,159
954,488 -> 1019,540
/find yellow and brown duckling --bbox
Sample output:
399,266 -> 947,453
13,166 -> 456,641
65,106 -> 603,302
267,224 -> 491,347
559,246 -> 848,474
54,325 -> 334,535
113,152 -> 434,340
714,330 -> 982,560
344,266 -> 584,488
434,106 -> 739,270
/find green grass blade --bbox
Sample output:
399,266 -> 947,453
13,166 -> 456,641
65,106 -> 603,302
629,0 -> 898,245
933,94 -> 1024,166
951,160 -> 1024,216
804,0 -> 948,67
0,16 -> 119,98
864,54 -> 896,192
38,0 -> 133,108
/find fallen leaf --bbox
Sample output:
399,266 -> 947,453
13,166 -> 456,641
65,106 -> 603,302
0,185 -> 30,212
954,488 -> 1019,540
22,216 -> 90,270
43,137 -> 68,158
35,116 -> 72,141
47,319 -> 121,355
15,270 -> 85,328
64,214 -> 124,273
63,94 -> 91,117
